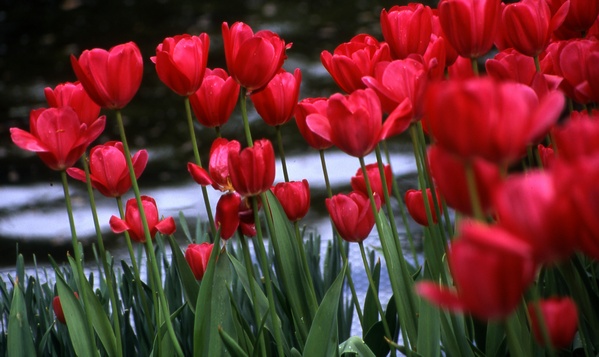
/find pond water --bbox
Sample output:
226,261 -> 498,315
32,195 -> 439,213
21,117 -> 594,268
0,0 -> 426,267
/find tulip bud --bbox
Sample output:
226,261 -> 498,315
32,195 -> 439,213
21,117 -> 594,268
326,191 -> 381,243
405,188 -> 442,226
272,180 -> 311,222
528,297 -> 578,348
185,243 -> 214,280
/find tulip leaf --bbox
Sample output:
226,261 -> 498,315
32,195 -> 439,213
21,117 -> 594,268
219,326 -> 250,357
417,298 -> 440,357
362,258 -> 381,335
7,278 -> 36,357
338,336 -> 376,357
302,264 -> 346,357
167,234 -> 199,312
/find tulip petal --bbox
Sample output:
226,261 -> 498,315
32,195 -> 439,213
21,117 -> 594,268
156,216 -> 176,235
109,215 -> 130,234
10,128 -> 48,152
415,281 -> 465,312
380,98 -> 413,140
187,162 -> 213,186
305,113 -> 333,143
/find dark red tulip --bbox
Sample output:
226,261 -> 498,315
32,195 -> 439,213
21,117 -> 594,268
152,34 -> 210,96
185,243 -> 214,280
44,81 -> 101,126
251,68 -> 302,126
10,107 -> 105,171
326,191 -> 381,243
405,188 -> 442,226
528,297 -> 578,348
215,192 -> 242,240
350,163 -> 393,204
271,179 -> 311,222
109,196 -> 176,243
189,68 -> 240,128
71,42 -> 143,109
228,139 -> 276,197
380,4 -> 434,59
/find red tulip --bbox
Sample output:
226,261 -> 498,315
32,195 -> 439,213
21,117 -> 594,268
228,139 -> 276,197
306,88 -> 412,158
320,34 -> 391,93
405,188 -> 442,226
326,191 -> 381,243
152,34 -> 210,96
416,220 -> 537,320
446,56 -> 477,79
10,107 -> 105,171
222,22 -> 288,92
528,297 -> 578,348
423,34 -> 449,80
271,179 -> 310,222
423,77 -> 564,165
431,10 -> 459,66
109,196 -> 176,242
215,192 -> 242,240
44,81 -> 101,126
188,138 -> 241,192
380,4 -> 434,59
67,141 -> 148,198
250,68 -> 302,126
548,0 -> 599,35
437,0 -> 501,58
552,111 -> 599,162
185,243 -> 214,280
189,68 -> 240,128
71,42 -> 143,109
294,97 -> 333,150
350,163 -> 393,204
558,39 -> 599,104
52,292 -> 79,324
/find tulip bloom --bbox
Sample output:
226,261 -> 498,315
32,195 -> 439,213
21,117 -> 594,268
552,111 -> 599,162
437,0 -> 501,58
109,196 -> 176,243
326,191 -> 381,243
417,220 -> 537,320
71,42 -> 143,109
350,163 -> 393,204
423,77 -> 565,165
271,179 -> 311,222
67,141 -> 148,198
188,138 -> 241,192
222,22 -> 288,92
215,192 -> 242,240
320,34 -> 391,93
294,97 -> 333,150
556,39 -> 599,104
44,81 -> 101,126
380,4 -> 434,59
548,0 -> 599,35
152,34 -> 210,96
405,188 -> 442,226
10,107 -> 105,171
528,297 -> 578,348
228,139 -> 276,197
189,68 -> 240,128
185,243 -> 214,280
307,89 -> 412,158
250,68 -> 302,126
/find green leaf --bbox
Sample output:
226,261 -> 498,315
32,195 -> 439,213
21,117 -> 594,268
338,336 -> 376,357
362,259 -> 381,335
303,264 -> 346,357
416,298 -> 440,357
219,326 -> 250,357
7,278 -> 36,357
167,234 -> 199,312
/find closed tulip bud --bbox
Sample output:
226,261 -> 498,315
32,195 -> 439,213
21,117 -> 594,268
215,192 -> 242,240
44,81 -> 101,126
109,196 -> 176,243
272,179 -> 311,222
185,243 -> 214,280
189,68 -> 240,128
228,139 -> 276,197
251,68 -> 302,126
71,42 -> 143,109
294,97 -> 333,150
326,191 -> 381,243
381,4 -> 434,59
152,34 -> 210,96
528,297 -> 578,348
350,163 -> 393,204
405,188 -> 442,226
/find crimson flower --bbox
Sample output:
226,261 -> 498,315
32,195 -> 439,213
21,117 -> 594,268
405,188 -> 442,226
228,139 -> 276,197
380,4 -> 434,59
222,22 -> 289,93
189,68 -> 240,128
185,243 -> 214,280
188,138 -> 241,192
271,179 -> 311,222
67,141 -> 148,198
527,297 -> 578,348
71,42 -> 143,109
326,191 -> 381,243
10,107 -> 105,171
109,196 -> 176,243
215,192 -> 242,240
152,34 -> 210,96
250,68 -> 302,126
44,81 -> 101,126
552,111 -> 599,162
294,97 -> 333,151
548,0 -> 599,35
350,163 -> 393,204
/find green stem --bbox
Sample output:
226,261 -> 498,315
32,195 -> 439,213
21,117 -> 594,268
251,196 -> 285,357
533,55 -> 541,73
184,97 -> 216,239
275,125 -> 290,182
115,110 -> 184,357
471,57 -> 479,76
504,314 -> 526,357
59,170 -> 98,352
294,221 -> 316,298
214,126 -> 221,138
239,88 -> 254,147
80,155 -> 123,356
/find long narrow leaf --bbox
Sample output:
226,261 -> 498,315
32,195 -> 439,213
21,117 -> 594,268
7,280 -> 36,357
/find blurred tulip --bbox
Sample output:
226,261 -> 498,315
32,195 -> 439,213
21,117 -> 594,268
405,188 -> 442,226
52,292 -> 79,324
10,107 -> 105,171
320,34 -> 391,93
185,243 -> 214,280
71,42 -> 143,109
446,56 -> 477,79
272,179 -> 311,222
189,68 -> 240,128
350,163 -> 393,204
228,139 -> 276,197
188,138 -> 241,192
152,34 -> 210,96
548,0 -> 599,35
326,191 -> 381,243
528,297 -> 578,348
109,196 -> 176,242
431,10 -> 459,66
558,39 -> 599,104
380,4 -> 434,59
44,81 -> 101,126
294,97 -> 333,150
222,22 -> 288,92
251,68 -> 301,126
552,111 -> 599,161
67,141 -> 148,198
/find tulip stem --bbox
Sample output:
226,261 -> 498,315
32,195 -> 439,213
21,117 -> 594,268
251,195 -> 285,357
59,170 -> 98,352
275,125 -> 290,182
184,97 -> 216,239
534,56 -> 541,73
80,155 -> 123,356
471,57 -> 479,76
239,88 -> 254,147
115,110 -> 184,357
319,149 -> 364,325
294,221 -> 316,298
